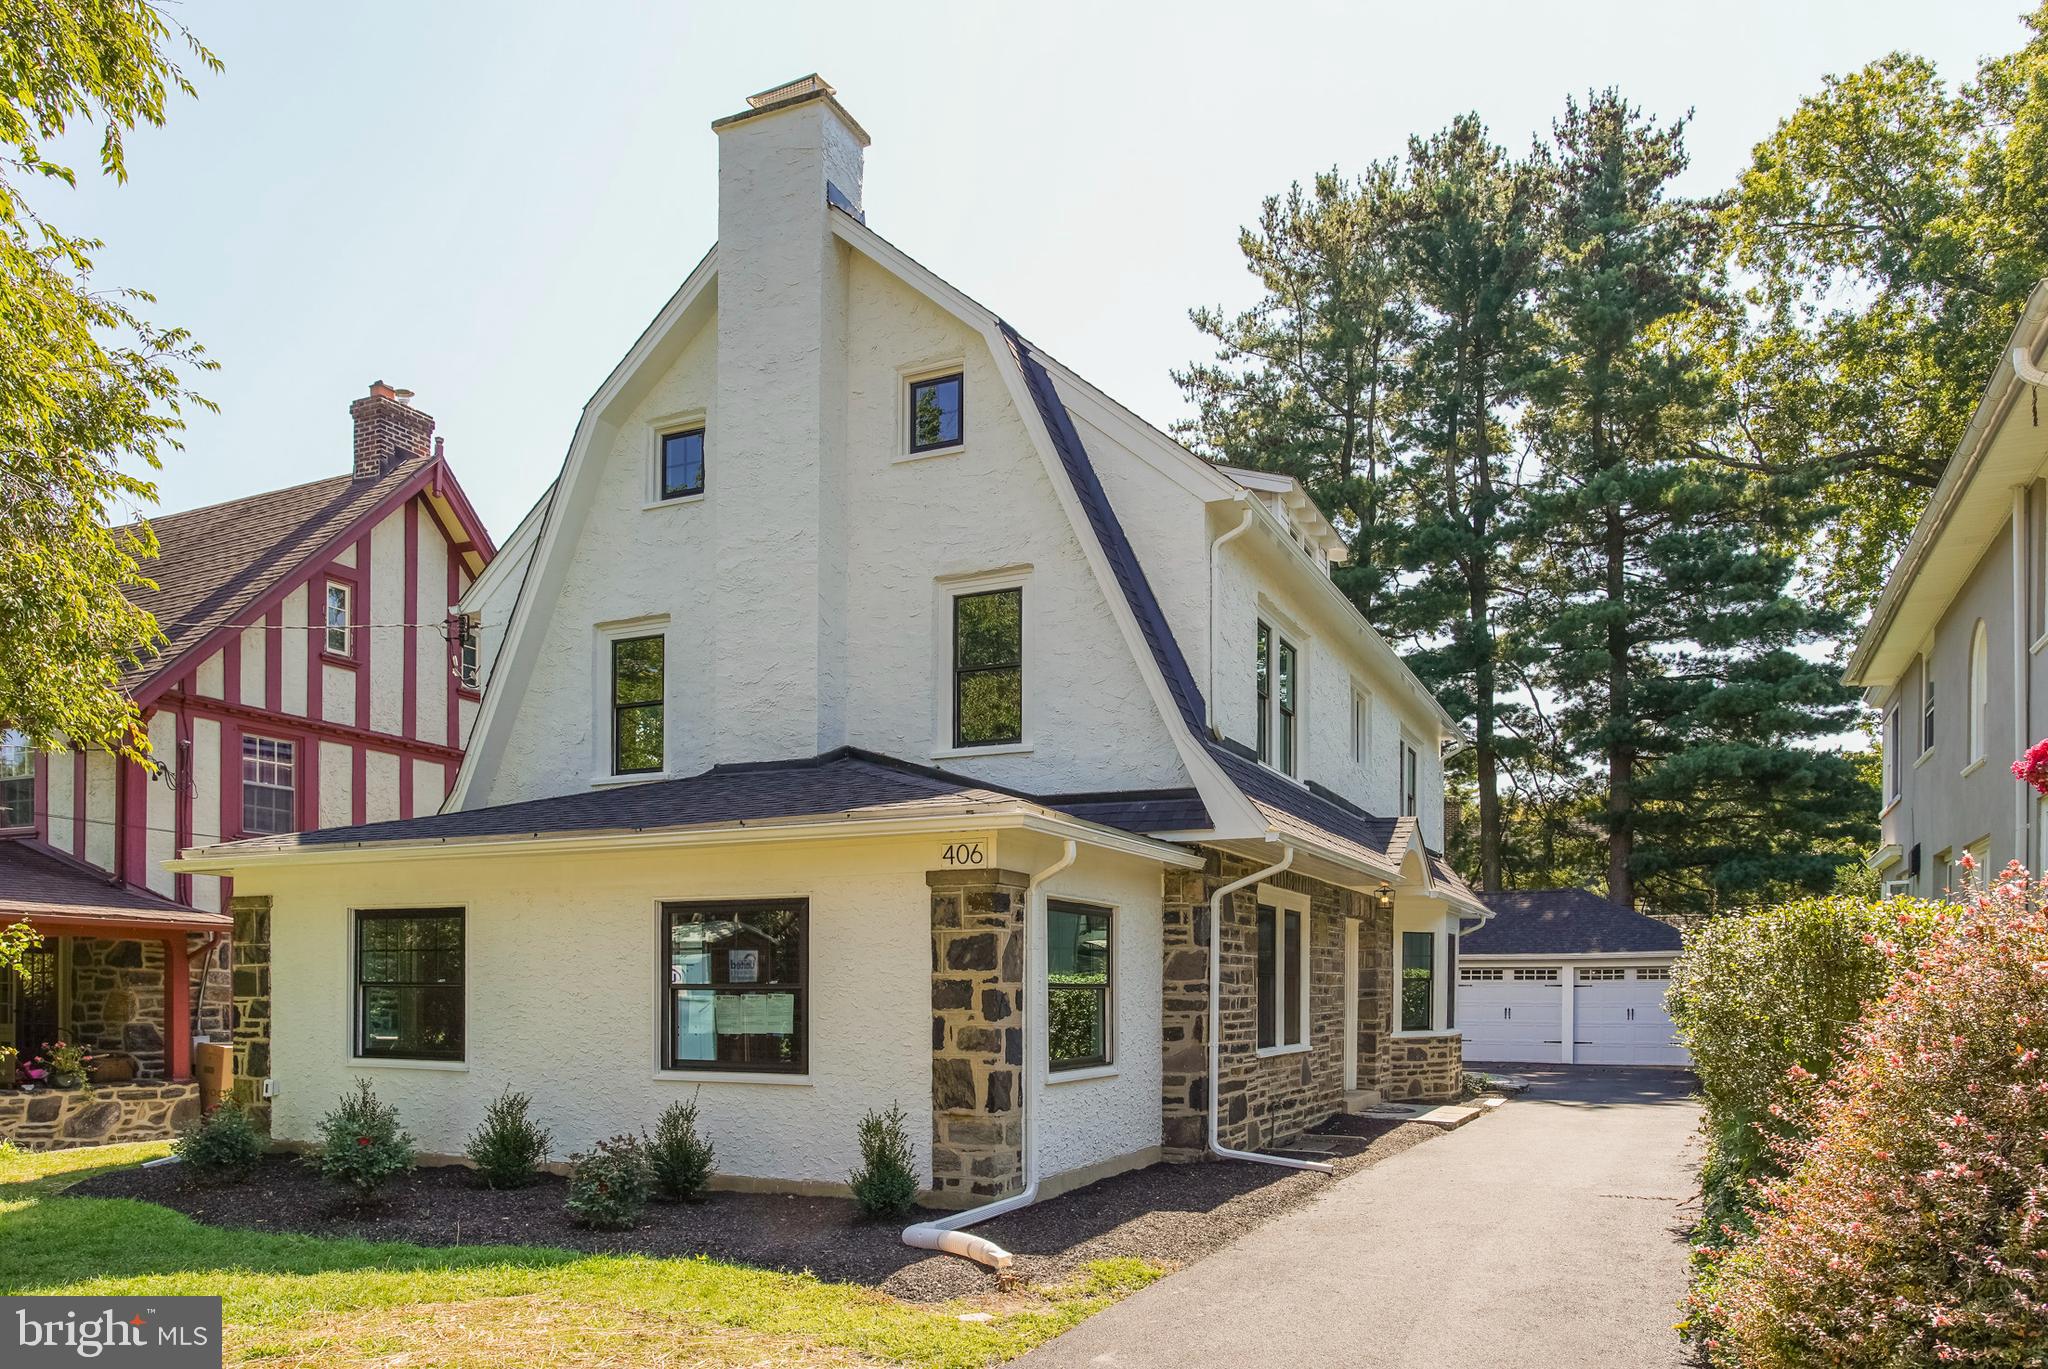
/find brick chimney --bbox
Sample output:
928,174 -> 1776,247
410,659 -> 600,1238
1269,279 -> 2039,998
349,380 -> 436,480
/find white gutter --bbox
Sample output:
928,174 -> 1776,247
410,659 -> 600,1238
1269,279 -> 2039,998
902,838 -> 1078,1271
1206,844 -> 1332,1173
1207,496 -> 1255,731
2014,344 -> 2048,389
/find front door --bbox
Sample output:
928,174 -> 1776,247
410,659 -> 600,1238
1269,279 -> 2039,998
13,938 -> 60,1058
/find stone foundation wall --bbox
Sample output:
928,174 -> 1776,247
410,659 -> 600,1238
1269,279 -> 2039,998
1387,1031 -> 1463,1102
1160,853 -> 1368,1159
927,869 -> 1025,1205
0,1081 -> 200,1150
230,895 -> 273,1131
64,934 -> 229,1079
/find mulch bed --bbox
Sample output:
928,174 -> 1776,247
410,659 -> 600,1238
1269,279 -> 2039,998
73,1115 -> 1435,1303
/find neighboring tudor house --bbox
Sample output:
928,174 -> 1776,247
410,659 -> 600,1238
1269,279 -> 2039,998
1458,889 -> 1686,1067
179,77 -> 1486,1208
1848,280 -> 2048,895
0,383 -> 492,1139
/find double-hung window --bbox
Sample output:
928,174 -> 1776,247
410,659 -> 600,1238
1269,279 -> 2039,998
1254,891 -> 1309,1051
1883,705 -> 1901,804
324,583 -> 351,656
1401,929 -> 1435,1032
659,427 -> 706,501
663,900 -> 807,1074
909,372 -> 964,453
456,613 -> 480,692
611,635 -> 665,775
952,587 -> 1022,748
241,736 -> 296,835
1255,621 -> 1299,774
355,908 -> 464,1060
1398,738 -> 1420,818
0,729 -> 31,829
1350,685 -> 1371,764
1920,657 -> 1935,756
1047,900 -> 1112,1071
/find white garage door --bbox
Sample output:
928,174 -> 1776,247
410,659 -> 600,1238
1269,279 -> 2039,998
1573,966 -> 1688,1066
1457,966 -> 1563,1064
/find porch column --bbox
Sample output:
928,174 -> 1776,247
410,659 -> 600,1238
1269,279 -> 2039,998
162,935 -> 191,1081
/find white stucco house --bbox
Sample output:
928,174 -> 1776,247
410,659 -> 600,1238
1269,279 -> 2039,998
178,76 -> 1485,1213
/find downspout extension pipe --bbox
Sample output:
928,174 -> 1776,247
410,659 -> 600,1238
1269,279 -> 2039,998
903,837 -> 1079,1271
1207,844 -> 1333,1174
1207,497 -> 1255,732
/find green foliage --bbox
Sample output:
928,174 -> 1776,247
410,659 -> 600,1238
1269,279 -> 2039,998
173,1100 -> 265,1184
849,1103 -> 920,1218
1695,872 -> 2048,1365
310,1079 -> 414,1200
646,1094 -> 716,1202
463,1087 -> 551,1190
0,0 -> 219,756
565,1134 -> 651,1230
1047,973 -> 1102,1066
0,920 -> 40,990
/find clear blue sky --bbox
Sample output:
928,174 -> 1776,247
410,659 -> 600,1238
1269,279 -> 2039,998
46,0 -> 2029,539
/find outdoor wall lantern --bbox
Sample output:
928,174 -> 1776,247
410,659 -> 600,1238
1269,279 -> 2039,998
1371,882 -> 1396,916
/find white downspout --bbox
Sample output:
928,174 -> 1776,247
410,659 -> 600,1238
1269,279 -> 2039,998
1207,497 -> 1255,731
2014,485 -> 2031,868
902,837 -> 1078,1271
1207,843 -> 1332,1173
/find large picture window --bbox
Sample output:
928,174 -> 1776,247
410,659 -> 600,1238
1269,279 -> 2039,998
1255,896 -> 1307,1051
1401,929 -> 1435,1032
663,900 -> 807,1074
953,587 -> 1022,748
355,909 -> 464,1061
1047,900 -> 1111,1071
611,634 -> 665,775
0,729 -> 31,829
241,735 -> 296,835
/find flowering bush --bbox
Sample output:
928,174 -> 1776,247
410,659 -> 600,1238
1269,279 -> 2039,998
2012,737 -> 2048,795
1668,894 -> 1939,1240
37,1041 -> 93,1088
1695,860 -> 2048,1365
566,1134 -> 651,1230
310,1078 -> 414,1199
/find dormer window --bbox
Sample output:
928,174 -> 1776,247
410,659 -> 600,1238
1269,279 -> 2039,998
659,427 -> 706,501
909,373 -> 963,454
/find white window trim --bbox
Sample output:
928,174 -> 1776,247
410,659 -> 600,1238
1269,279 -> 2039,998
1350,679 -> 1373,767
1255,610 -> 1307,782
644,410 -> 708,508
1254,883 -> 1312,1057
896,359 -> 968,463
240,733 -> 298,836
1393,908 -> 1452,1037
935,566 -> 1032,760
324,581 -> 352,657
647,897 -> 812,1084
1397,733 -> 1423,819
592,615 -> 671,785
1045,895 -> 1117,1078
1883,704 -> 1901,806
1968,619 -> 1990,764
345,903 -> 470,1068
1919,655 -> 1936,759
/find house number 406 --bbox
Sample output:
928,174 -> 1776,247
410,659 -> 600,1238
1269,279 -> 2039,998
941,842 -> 985,866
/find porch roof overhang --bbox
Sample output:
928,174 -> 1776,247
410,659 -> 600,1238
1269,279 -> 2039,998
0,842 -> 230,936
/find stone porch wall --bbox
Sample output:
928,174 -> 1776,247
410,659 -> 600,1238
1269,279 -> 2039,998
1161,853 -> 1369,1159
0,1080 -> 200,1151
927,869 -> 1025,1205
1387,1031 -> 1463,1102
65,934 -> 230,1079
230,895 -> 272,1131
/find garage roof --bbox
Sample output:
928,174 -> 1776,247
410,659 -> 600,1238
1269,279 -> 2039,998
1464,888 -> 1681,956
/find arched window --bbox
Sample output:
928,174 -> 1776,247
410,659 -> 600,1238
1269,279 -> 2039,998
1969,620 -> 1990,763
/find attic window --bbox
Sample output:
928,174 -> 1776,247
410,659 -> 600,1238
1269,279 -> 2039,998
659,428 -> 706,501
909,373 -> 963,453
325,583 -> 351,656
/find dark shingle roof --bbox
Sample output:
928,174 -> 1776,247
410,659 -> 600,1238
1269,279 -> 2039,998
117,460 -> 427,692
0,842 -> 230,928
1464,888 -> 1682,956
200,748 -> 1206,854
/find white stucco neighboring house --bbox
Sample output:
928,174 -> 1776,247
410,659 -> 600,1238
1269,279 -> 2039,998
177,77 -> 1487,1220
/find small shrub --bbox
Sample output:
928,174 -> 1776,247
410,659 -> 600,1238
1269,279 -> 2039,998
647,1093 -> 716,1202
311,1078 -> 414,1199
465,1087 -> 551,1189
566,1134 -> 651,1230
175,1100 -> 266,1183
1698,862 -> 2048,1366
849,1103 -> 919,1218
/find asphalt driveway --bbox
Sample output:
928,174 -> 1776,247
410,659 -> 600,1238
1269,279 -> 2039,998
1017,1067 -> 1700,1369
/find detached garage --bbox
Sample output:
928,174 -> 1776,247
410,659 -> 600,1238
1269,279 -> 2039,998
1457,889 -> 1688,1067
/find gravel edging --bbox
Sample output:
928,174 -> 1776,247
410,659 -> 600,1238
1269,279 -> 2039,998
72,1114 -> 1439,1303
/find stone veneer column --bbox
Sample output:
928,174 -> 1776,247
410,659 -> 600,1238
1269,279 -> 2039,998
926,868 -> 1026,1205
229,895 -> 272,1131
1158,864 -> 1214,1161
1355,896 -> 1394,1102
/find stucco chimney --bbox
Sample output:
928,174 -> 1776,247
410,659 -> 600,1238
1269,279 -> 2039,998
349,380 -> 436,480
708,78 -> 867,760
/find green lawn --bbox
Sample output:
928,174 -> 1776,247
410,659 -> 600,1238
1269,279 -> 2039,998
0,1143 -> 1160,1367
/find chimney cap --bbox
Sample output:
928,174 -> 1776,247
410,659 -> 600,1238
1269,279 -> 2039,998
713,73 -> 869,146
747,74 -> 832,108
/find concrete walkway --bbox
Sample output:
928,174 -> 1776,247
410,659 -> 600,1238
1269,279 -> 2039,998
1017,1067 -> 1700,1369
